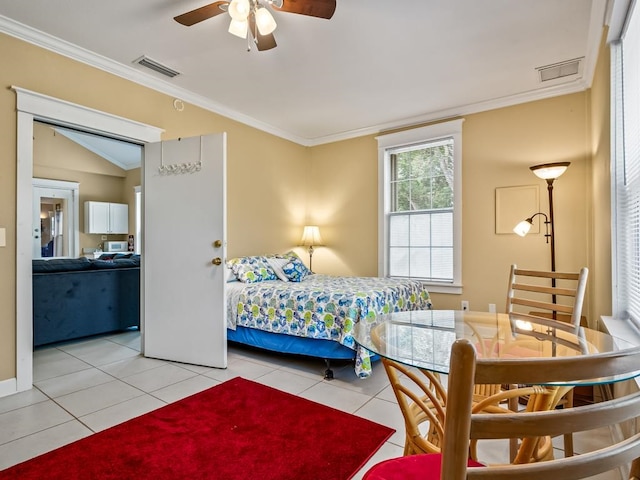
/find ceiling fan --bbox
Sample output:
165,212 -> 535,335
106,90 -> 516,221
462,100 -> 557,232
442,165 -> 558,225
174,0 -> 337,51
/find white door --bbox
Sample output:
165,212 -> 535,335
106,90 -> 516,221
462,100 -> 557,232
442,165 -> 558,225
143,134 -> 227,367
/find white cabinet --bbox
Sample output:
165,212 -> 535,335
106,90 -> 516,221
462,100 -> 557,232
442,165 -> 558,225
84,201 -> 129,234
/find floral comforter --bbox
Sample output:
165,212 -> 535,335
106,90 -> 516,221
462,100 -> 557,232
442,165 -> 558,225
227,274 -> 432,377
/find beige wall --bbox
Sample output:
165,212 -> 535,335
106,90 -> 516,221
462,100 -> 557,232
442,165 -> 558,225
456,94 -> 590,313
33,122 -> 132,250
0,32 -> 309,380
310,94 -> 592,312
308,136 -> 379,276
0,28 -> 613,384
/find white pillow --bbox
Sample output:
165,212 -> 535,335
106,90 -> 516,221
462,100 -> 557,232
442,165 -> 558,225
266,257 -> 290,282
225,266 -> 237,283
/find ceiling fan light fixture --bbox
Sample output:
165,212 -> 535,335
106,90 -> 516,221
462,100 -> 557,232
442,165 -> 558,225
255,6 -> 277,35
228,0 -> 250,20
228,18 -> 248,38
174,0 -> 337,51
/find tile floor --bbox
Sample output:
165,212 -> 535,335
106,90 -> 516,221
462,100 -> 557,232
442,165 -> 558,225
0,330 -> 621,479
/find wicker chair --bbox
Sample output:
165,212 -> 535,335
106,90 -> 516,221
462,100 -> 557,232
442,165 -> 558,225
364,338 -> 640,480
381,357 -> 564,462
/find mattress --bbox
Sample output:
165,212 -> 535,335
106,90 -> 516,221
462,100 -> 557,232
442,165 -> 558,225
227,274 -> 432,377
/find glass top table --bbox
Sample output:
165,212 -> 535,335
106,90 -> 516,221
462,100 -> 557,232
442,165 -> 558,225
353,310 -> 640,386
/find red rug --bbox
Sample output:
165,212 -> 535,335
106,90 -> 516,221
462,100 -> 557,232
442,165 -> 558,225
1,377 -> 394,479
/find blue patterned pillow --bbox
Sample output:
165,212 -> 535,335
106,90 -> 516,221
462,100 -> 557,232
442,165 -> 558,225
282,256 -> 311,282
226,256 -> 277,283
273,250 -> 304,262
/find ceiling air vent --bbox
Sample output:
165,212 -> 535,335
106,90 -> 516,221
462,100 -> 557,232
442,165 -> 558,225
133,55 -> 180,78
536,57 -> 583,82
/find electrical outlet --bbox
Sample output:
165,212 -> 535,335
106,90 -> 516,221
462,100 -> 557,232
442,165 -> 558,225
101,235 -> 107,240
488,303 -> 496,313
461,300 -> 469,311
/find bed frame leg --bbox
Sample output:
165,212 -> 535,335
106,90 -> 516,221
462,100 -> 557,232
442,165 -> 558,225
324,359 -> 334,380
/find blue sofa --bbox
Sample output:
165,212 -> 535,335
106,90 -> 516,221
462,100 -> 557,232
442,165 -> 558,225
32,255 -> 140,347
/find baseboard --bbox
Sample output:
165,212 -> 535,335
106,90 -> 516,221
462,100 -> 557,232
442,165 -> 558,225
0,377 -> 17,398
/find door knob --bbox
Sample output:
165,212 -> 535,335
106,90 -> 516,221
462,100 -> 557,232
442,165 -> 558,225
213,240 -> 222,248
211,257 -> 222,266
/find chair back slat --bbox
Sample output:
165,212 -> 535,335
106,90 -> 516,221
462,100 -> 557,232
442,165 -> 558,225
510,297 -> 574,314
512,282 -> 577,297
513,268 -> 580,281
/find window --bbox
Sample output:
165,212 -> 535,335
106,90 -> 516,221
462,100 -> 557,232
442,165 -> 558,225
612,2 -> 640,325
377,119 -> 463,294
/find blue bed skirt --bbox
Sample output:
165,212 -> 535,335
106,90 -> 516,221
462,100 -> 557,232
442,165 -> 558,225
227,326 -> 362,360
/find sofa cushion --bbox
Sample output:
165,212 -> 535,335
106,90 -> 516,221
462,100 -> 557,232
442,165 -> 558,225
113,258 -> 140,268
91,259 -> 133,269
32,257 -> 92,273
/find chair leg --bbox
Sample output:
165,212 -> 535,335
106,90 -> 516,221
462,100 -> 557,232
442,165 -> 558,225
563,389 -> 574,457
508,394 -> 519,461
403,437 -> 412,456
563,433 -> 574,458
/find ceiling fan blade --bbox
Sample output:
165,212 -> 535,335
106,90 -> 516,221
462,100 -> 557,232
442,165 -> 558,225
248,16 -> 277,51
255,32 -> 277,51
272,0 -> 336,19
174,1 -> 230,26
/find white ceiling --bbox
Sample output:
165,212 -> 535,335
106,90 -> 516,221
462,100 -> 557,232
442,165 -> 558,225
0,0 -> 611,146
53,127 -> 143,170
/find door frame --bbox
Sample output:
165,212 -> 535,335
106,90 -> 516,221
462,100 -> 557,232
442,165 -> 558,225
32,178 -> 80,259
10,87 -> 163,395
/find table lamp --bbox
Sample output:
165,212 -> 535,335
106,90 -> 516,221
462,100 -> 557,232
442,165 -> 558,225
300,225 -> 323,271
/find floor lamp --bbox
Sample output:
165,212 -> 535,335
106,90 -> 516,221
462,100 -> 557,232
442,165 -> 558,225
513,161 -> 570,303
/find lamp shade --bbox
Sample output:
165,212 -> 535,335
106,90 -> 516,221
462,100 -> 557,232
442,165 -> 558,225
513,219 -> 533,237
255,6 -> 277,35
228,0 -> 250,20
228,18 -> 248,38
300,226 -> 324,246
530,162 -> 570,180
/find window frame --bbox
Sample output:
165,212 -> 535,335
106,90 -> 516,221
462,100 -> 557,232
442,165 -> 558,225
611,0 -> 640,330
377,119 -> 464,294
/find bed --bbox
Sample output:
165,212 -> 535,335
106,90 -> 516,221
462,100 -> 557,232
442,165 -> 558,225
225,253 -> 432,378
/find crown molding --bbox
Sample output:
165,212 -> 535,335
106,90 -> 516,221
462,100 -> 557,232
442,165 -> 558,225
0,15 -> 307,145
0,13 -> 598,147
304,78 -> 590,146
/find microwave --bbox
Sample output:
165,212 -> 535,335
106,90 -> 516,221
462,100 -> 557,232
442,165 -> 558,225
104,241 -> 128,252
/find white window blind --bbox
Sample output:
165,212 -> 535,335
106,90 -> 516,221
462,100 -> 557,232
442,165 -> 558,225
612,1 -> 640,324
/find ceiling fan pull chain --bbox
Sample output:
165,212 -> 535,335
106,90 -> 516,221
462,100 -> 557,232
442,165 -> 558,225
253,12 -> 259,49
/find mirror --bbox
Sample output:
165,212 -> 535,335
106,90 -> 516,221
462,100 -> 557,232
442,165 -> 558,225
32,178 -> 79,259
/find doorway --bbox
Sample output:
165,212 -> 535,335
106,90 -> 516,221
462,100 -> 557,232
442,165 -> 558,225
32,178 -> 79,259
13,86 -> 163,395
